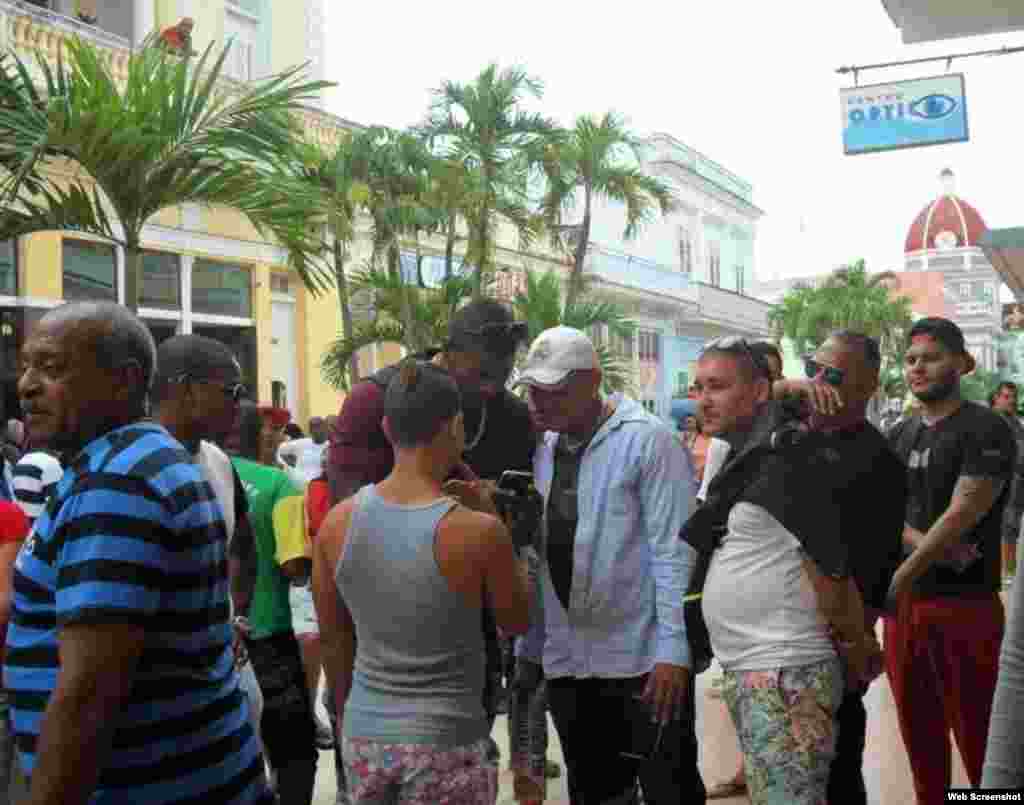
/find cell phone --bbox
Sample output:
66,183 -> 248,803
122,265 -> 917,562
497,470 -> 534,496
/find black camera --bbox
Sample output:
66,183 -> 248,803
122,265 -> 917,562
493,471 -> 542,552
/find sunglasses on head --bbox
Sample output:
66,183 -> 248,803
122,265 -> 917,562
804,359 -> 845,387
701,336 -> 771,379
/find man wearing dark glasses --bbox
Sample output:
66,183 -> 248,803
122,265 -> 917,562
689,335 -> 881,805
774,333 -> 907,805
150,335 -> 265,752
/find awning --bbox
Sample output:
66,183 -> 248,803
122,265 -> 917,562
979,228 -> 1024,301
882,0 -> 1024,44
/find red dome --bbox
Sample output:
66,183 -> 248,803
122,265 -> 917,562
905,182 -> 988,254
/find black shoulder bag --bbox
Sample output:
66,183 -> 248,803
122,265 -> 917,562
680,449 -> 766,675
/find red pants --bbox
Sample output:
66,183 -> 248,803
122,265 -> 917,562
884,594 -> 1004,804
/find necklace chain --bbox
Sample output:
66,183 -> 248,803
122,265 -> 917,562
464,402 -> 488,452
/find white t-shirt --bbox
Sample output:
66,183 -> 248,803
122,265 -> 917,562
276,438 -> 326,487
697,438 -> 731,502
702,501 -> 835,671
195,441 -> 237,545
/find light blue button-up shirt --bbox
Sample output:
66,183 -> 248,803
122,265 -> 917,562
518,395 -> 697,678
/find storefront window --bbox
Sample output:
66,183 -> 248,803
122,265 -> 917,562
141,251 -> 181,310
192,260 -> 252,318
0,241 -> 16,296
143,321 -> 178,348
63,239 -> 117,302
193,325 -> 257,390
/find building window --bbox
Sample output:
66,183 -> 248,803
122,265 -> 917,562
194,324 -> 257,389
0,241 -> 16,297
143,320 -> 178,347
271,380 -> 287,409
225,1 -> 259,81
192,260 -> 252,318
610,329 -> 635,361
708,241 -> 721,287
678,225 -> 692,276
960,282 -> 970,299
140,251 -> 181,310
735,265 -> 745,296
638,329 -> 661,362
270,273 -> 291,295
63,239 -> 117,302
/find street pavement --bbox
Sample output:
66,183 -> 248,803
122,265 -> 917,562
312,613 -> 982,804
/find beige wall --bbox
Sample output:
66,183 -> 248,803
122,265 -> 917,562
20,234 -> 61,300
268,0 -> 306,76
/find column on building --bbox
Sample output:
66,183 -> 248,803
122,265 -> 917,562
133,0 -> 156,44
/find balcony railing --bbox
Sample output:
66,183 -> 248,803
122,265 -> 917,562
585,245 -> 695,300
0,0 -> 349,152
0,0 -> 132,78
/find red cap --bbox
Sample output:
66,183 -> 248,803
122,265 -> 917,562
257,406 -> 291,428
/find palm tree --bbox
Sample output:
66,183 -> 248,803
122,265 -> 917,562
319,267 -> 475,390
0,37 -> 334,312
296,129 -> 379,389
423,64 -> 554,295
539,112 -> 678,310
513,267 -> 636,393
769,259 -> 914,404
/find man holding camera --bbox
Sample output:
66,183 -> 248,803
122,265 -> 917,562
510,326 -> 700,805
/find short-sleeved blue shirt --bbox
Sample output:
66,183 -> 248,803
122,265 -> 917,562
3,422 -> 271,804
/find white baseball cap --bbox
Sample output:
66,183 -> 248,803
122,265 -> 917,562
515,326 -> 600,389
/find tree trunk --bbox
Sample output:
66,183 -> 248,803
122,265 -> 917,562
333,238 -> 360,388
391,241 -> 418,350
564,184 -> 592,312
444,217 -> 456,281
124,243 -> 142,314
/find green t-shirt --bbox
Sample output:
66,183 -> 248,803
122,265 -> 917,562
232,457 -> 306,638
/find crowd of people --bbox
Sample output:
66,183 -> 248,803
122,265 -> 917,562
0,298 -> 1023,805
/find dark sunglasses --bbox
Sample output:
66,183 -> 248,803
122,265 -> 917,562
169,373 -> 249,402
452,321 -> 529,354
804,359 -> 845,387
701,336 -> 771,379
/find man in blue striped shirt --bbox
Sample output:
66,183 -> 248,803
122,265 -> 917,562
4,302 -> 271,805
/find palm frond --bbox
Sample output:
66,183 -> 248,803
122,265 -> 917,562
0,37 -> 337,301
320,320 -> 407,390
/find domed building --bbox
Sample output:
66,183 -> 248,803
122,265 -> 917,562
903,169 -> 1000,371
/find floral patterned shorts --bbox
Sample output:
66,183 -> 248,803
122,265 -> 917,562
719,657 -> 844,805
342,736 -> 497,805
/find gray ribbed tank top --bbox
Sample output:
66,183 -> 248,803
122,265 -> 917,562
337,485 -> 487,747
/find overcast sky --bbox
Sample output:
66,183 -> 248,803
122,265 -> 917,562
324,2 -> 1024,290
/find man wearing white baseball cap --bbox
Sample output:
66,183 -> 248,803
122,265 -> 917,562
513,326 -> 703,804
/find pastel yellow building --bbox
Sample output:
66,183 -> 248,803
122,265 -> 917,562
0,0 -> 361,427
0,0 -> 569,428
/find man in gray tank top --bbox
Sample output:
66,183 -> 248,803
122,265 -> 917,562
313,360 -> 532,804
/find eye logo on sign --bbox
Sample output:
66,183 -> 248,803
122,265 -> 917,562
909,94 -> 958,120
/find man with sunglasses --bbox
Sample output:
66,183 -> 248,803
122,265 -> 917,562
690,335 -> 879,805
325,298 -> 538,787
767,333 -> 907,805
151,335 -> 265,747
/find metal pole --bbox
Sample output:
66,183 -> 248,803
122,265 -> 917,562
837,44 -> 1024,77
